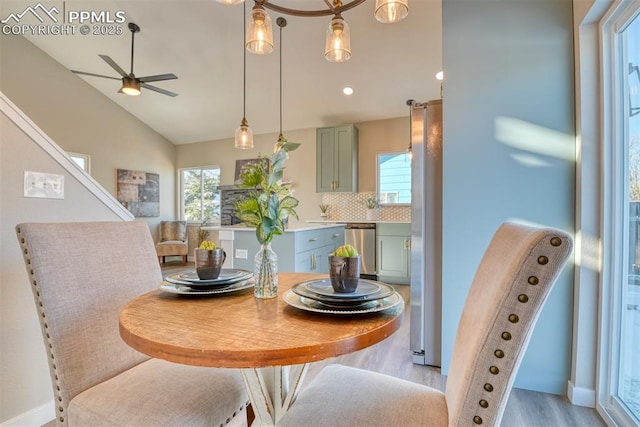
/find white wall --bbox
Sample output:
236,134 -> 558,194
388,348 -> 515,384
441,0 -> 575,394
0,35 -> 177,238
0,35 -> 176,424
0,111 -> 132,423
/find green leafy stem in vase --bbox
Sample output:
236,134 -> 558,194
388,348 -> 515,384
235,140 -> 301,245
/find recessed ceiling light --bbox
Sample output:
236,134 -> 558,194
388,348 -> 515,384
435,71 -> 444,81
343,87 -> 354,95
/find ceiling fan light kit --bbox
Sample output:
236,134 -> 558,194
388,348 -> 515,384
71,22 -> 178,97
219,0 -> 408,63
121,76 -> 141,96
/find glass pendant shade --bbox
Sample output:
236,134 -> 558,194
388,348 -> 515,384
121,77 -> 141,96
215,0 -> 244,4
374,0 -> 409,23
246,5 -> 274,55
324,16 -> 351,63
235,118 -> 254,149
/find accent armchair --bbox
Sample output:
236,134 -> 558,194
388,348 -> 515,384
16,221 -> 247,426
155,220 -> 188,265
278,221 -> 573,427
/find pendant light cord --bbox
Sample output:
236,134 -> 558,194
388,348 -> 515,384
276,17 -> 287,140
243,2 -> 247,119
279,21 -> 283,136
406,99 -> 414,154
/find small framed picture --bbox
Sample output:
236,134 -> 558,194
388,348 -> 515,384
234,158 -> 269,184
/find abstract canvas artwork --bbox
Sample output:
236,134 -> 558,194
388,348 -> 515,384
117,169 -> 159,217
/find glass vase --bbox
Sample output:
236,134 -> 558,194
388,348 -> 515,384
254,243 -> 278,299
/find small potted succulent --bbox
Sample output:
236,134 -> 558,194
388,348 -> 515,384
194,240 -> 226,280
319,203 -> 329,219
328,244 -> 360,293
364,196 -> 380,221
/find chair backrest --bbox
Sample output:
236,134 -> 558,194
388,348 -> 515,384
444,221 -> 572,426
16,221 -> 162,418
159,220 -> 187,242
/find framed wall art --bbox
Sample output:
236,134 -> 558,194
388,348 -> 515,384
116,169 -> 159,217
234,158 -> 270,184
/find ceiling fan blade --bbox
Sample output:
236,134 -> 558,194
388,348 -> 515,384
141,82 -> 178,97
71,70 -> 121,81
99,54 -> 128,78
138,73 -> 178,83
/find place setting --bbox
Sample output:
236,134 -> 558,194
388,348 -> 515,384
160,244 -> 253,295
283,245 -> 403,315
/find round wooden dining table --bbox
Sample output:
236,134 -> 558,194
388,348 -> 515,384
119,272 -> 404,426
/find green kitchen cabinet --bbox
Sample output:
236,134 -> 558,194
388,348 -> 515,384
316,125 -> 358,192
376,223 -> 411,285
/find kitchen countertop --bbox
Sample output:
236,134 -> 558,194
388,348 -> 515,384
306,219 -> 411,224
216,223 -> 346,233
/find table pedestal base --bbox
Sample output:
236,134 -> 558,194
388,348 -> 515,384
242,364 -> 308,426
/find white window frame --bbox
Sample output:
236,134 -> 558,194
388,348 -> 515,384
179,166 -> 221,224
67,151 -> 91,174
599,1 -> 640,425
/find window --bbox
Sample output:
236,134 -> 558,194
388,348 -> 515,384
377,152 -> 411,205
67,152 -> 90,173
619,11 -> 640,423
601,2 -> 640,425
180,167 -> 221,223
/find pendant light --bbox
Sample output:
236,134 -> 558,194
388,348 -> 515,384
276,17 -> 287,145
217,1 -> 408,62
324,14 -> 351,63
235,2 -> 254,149
246,3 -> 274,55
406,99 -> 414,160
374,0 -> 409,24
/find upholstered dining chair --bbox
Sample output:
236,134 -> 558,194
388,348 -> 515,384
16,221 -> 247,426
155,220 -> 188,265
278,221 -> 573,427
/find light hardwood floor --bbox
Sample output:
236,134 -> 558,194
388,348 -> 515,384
161,261 -> 605,426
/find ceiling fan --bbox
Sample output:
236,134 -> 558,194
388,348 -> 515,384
72,22 -> 178,97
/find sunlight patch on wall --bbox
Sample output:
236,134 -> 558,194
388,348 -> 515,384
495,116 -> 575,163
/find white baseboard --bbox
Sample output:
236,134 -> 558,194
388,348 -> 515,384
1,400 -> 54,427
568,380 -> 596,408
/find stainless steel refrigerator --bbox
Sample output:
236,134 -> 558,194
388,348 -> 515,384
410,99 -> 442,367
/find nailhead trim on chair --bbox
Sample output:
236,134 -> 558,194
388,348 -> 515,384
470,235 -> 567,427
17,226 -> 67,424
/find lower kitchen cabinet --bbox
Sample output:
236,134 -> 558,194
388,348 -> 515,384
230,225 -> 344,274
376,223 -> 411,285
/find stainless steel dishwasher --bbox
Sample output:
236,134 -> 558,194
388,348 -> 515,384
344,223 -> 376,279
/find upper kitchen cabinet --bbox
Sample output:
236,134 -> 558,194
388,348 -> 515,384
316,125 -> 358,192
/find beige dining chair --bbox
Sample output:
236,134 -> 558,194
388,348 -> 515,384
278,221 -> 573,427
16,221 -> 248,426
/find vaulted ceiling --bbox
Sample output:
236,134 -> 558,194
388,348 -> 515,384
4,0 -> 442,144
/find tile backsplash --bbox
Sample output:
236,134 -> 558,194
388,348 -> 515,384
320,192 -> 411,222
